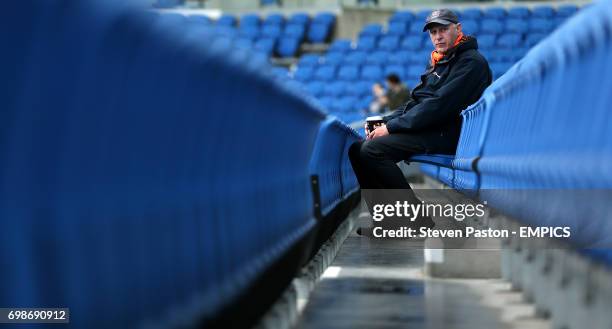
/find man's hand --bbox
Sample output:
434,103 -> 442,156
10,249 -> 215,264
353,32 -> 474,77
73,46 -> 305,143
368,125 -> 389,140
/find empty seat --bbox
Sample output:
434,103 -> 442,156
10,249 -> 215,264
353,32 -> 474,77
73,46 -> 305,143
241,14 -> 261,26
478,34 -> 497,49
347,81 -> 372,97
365,51 -> 389,65
337,65 -> 360,81
264,13 -> 284,26
217,14 -> 237,27
480,19 -> 504,34
496,34 -> 523,48
529,18 -> 554,32
314,65 -> 337,80
294,66 -> 315,81
307,23 -> 332,43
387,21 -> 409,36
378,35 -> 400,50
271,66 -> 289,78
388,51 -> 411,64
357,36 -> 377,51
288,12 -> 310,25
507,7 -> 530,19
532,6 -> 555,18
328,39 -> 353,52
557,5 -> 578,18
298,54 -> 320,66
254,38 -> 276,56
360,23 -> 383,37
525,32 -> 547,47
361,65 -> 383,81
261,24 -> 282,38
344,51 -> 368,65
312,12 -> 336,24
408,23 -> 425,34
461,8 -> 483,20
505,19 -> 528,33
483,7 -> 507,19
416,9 -> 432,20
322,52 -> 344,65
461,19 -> 480,35
305,81 -> 325,97
284,24 -> 306,39
389,11 -> 415,23
239,25 -> 260,38
401,35 -> 422,50
325,81 -> 346,96
234,37 -> 254,49
276,37 -> 301,57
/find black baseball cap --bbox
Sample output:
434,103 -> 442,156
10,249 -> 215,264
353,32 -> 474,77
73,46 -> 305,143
423,9 -> 460,32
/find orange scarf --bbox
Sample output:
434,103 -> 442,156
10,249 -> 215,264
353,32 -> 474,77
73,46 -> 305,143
430,32 -> 467,67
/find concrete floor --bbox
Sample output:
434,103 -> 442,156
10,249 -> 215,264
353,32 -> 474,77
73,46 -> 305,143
296,203 -> 551,329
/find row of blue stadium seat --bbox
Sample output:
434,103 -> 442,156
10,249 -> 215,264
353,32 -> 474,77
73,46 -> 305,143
350,33 -> 539,51
0,1 -> 360,327
217,12 -> 336,44
416,1 -> 612,263
362,16 -> 567,38
388,5 -> 579,23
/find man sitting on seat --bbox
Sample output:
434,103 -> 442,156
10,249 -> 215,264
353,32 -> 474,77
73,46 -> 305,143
349,9 -> 492,235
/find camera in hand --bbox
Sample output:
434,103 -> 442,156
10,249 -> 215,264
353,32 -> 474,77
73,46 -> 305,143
366,116 -> 385,133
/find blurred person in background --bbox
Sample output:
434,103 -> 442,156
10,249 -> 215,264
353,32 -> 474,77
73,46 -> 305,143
369,74 -> 412,114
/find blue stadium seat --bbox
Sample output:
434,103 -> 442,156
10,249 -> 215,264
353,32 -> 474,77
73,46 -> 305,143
416,9 -> 432,21
239,24 -> 260,38
254,37 -> 276,56
360,23 -> 383,37
378,35 -> 400,50
357,36 -> 377,51
322,51 -> 344,65
389,11 -> 415,23
525,32 -> 547,47
217,14 -> 237,27
241,13 -> 261,26
400,35 -> 422,50
529,18 -> 554,32
328,39 -> 353,52
284,23 -> 306,39
507,7 -> 531,19
460,19 -> 480,35
348,80 -> 372,97
306,81 -> 325,97
479,19 -> 504,34
532,5 -> 555,18
557,4 -> 578,18
187,15 -> 212,26
408,23 -> 425,34
365,50 -> 389,65
325,81 -> 346,97
288,12 -> 310,25
483,7 -> 507,19
496,33 -> 523,48
505,18 -> 529,33
461,8 -> 483,20
388,51 -> 411,64
337,65 -> 360,81
277,37 -> 301,57
313,12 -> 336,25
261,24 -> 282,38
361,65 -> 383,81
294,66 -> 315,80
298,54 -> 320,66
344,51 -> 368,65
234,37 -> 255,49
387,21 -> 409,36
477,34 -> 497,49
271,66 -> 289,78
307,23 -> 333,43
314,64 -> 337,80
264,13 -> 285,26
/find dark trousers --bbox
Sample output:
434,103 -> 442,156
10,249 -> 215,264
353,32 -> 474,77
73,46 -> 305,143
349,133 -> 429,215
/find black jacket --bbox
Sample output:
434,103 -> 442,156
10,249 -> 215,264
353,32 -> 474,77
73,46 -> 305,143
383,37 -> 491,154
